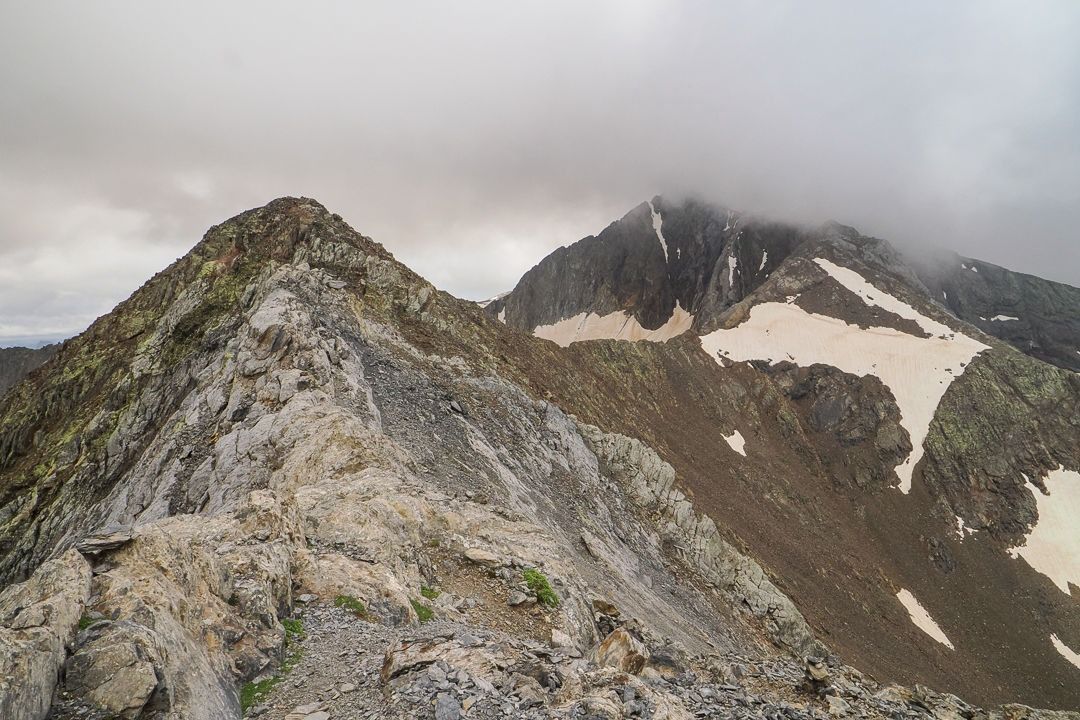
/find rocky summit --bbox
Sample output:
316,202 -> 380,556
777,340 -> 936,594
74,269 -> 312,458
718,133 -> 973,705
0,196 -> 1078,720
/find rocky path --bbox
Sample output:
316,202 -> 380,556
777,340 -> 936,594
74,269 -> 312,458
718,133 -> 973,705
245,599 -> 1008,720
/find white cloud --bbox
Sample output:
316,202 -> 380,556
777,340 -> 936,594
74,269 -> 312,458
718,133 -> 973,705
0,1 -> 1077,342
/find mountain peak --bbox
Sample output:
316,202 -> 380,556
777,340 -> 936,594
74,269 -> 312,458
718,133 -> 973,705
1,198 -> 1079,717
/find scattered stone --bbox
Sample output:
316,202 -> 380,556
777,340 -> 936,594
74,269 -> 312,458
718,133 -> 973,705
434,691 -> 461,720
828,695 -> 852,716
75,527 -> 134,555
463,548 -> 502,568
550,628 -> 573,649
288,701 -> 324,716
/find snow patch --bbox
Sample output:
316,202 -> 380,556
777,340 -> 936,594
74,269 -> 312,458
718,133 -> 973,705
724,211 -> 734,232
1008,466 -> 1080,596
954,515 -> 975,539
727,255 -> 738,286
970,266 -> 979,273
497,308 -> 506,324
990,315 -> 1019,322
896,589 -> 954,650
648,201 -> 669,263
723,430 -> 746,457
533,301 -> 693,347
1051,634 -> 1080,670
477,291 -> 510,309
759,251 -> 768,272
699,258 -> 988,493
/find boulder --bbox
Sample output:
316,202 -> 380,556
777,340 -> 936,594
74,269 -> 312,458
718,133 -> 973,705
0,549 -> 91,720
64,621 -> 162,719
463,548 -> 502,568
75,526 -> 134,555
596,628 -> 650,674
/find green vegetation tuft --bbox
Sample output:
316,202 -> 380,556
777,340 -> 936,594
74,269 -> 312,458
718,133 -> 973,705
240,617 -> 304,713
420,585 -> 440,600
523,568 -> 559,607
77,615 -> 97,631
281,618 -> 304,639
333,594 -> 367,618
240,675 -> 280,712
410,598 -> 434,622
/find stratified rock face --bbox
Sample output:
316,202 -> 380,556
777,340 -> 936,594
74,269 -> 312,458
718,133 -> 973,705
0,196 -> 1077,719
0,344 -> 59,400
913,252 -> 1080,372
489,197 -> 809,338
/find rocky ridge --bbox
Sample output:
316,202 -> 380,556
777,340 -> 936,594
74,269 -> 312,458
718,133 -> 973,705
0,197 -> 1077,719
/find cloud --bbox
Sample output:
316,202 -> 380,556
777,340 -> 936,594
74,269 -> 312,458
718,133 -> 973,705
1,1 -> 1078,343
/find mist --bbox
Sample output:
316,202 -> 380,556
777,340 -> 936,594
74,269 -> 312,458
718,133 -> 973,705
2,1 -> 1078,344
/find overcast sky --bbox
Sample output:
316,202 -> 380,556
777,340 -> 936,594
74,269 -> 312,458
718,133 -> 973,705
1,2 -> 1078,345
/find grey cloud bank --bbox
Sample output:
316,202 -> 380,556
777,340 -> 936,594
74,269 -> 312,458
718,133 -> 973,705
1,1 -> 1078,344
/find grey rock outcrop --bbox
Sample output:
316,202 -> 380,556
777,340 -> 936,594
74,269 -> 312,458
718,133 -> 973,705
578,423 -> 822,657
0,549 -> 91,720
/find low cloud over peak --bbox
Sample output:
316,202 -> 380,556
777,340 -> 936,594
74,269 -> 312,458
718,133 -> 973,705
2,1 -> 1078,343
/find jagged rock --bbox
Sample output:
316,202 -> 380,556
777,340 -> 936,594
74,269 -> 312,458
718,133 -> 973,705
64,621 -> 161,718
596,628 -> 650,674
827,695 -> 852,716
74,526 -> 134,555
433,691 -> 461,720
550,628 -> 573,649
462,548 -> 502,568
0,549 -> 91,720
806,657 -> 831,683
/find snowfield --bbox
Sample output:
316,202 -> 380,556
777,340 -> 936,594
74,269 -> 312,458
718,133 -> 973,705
534,301 -> 693,347
1008,466 -> 1080,596
700,258 -> 989,493
896,588 -> 955,650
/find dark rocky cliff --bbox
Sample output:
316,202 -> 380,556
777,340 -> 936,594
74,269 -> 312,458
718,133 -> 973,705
0,344 -> 59,399
914,252 -> 1080,372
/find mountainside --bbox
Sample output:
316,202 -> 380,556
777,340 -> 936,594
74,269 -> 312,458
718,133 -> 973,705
487,198 -> 1080,374
912,253 -> 1080,373
0,344 -> 59,399
1,197 -> 1078,720
486,197 -> 1080,698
